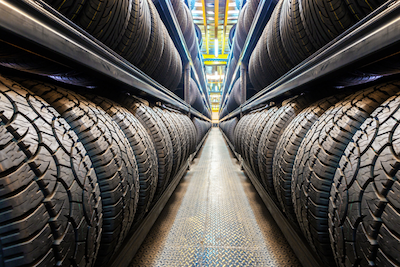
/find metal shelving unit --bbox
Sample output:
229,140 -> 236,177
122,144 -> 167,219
0,0 -> 211,120
219,0 -> 400,121
157,0 -> 212,112
219,0 -> 277,112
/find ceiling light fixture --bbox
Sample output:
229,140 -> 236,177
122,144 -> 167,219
214,39 -> 218,57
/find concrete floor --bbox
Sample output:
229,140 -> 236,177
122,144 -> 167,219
131,128 -> 300,266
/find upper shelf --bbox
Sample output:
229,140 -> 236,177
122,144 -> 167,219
0,0 -> 210,121
219,0 -> 400,121
219,0 -> 277,112
156,0 -> 211,111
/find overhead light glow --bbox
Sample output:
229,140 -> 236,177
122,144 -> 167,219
214,39 -> 218,57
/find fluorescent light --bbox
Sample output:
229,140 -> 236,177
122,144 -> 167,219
214,39 -> 218,57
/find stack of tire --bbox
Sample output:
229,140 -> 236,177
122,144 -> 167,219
192,117 -> 212,146
219,117 -> 238,144
0,74 -> 200,267
222,0 -> 259,106
249,0 -> 388,91
171,0 -> 205,90
228,80 -> 400,267
0,0 -> 182,90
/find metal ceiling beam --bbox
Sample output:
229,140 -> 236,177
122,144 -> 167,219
222,0 -> 230,54
215,0 -> 219,54
201,0 -> 209,54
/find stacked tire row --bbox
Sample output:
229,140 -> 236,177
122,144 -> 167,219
222,0 -> 259,107
188,78 -> 211,118
225,80 -> 400,267
219,117 -> 238,144
192,117 -> 212,148
0,0 -> 182,90
171,0 -> 207,95
249,0 -> 389,91
0,74 -> 202,267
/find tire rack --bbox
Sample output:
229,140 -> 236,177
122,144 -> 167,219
156,0 -> 212,111
219,129 -> 323,267
0,0 -> 212,265
0,0 -> 211,120
220,0 -> 277,110
110,128 -> 211,267
219,0 -> 400,121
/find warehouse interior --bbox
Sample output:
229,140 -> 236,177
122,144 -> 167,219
0,0 -> 399,267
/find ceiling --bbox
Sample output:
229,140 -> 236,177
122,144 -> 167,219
189,0 -> 240,111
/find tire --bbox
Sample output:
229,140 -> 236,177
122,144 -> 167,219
329,92 -> 400,267
243,110 -> 265,167
0,76 -> 102,267
76,0 -> 131,49
16,80 -> 140,266
258,95 -> 312,194
153,107 -> 182,178
150,26 -> 173,85
260,26 -> 280,88
181,114 -> 197,154
249,45 -> 263,90
166,47 -> 183,90
250,107 -> 279,179
244,0 -> 259,32
233,114 -> 248,155
299,0 -> 356,50
115,0 -> 151,66
292,82 -> 400,266
138,0 -> 164,76
120,99 -> 173,200
345,0 -> 386,21
168,110 -> 189,169
45,0 -> 87,20
267,0 -> 294,76
273,95 -> 345,224
239,113 -> 259,158
280,0 -> 315,66
82,95 -> 158,224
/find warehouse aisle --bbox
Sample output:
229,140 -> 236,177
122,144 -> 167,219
131,128 -> 300,266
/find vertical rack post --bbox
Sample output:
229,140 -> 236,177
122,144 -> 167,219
184,62 -> 191,115
239,63 -> 247,118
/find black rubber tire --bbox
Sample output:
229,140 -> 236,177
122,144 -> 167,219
175,1 -> 188,37
167,110 -> 189,169
292,82 -> 400,266
260,26 -> 280,88
233,114 -> 248,155
249,107 -> 278,179
82,95 -> 158,223
267,0 -> 294,76
329,91 -> 400,267
0,76 -> 102,267
76,0 -> 130,49
299,0 -> 356,50
15,80 -> 140,266
166,47 -> 183,90
273,95 -> 344,224
280,0 -> 316,66
138,0 -> 164,76
45,0 -> 87,20
239,112 -> 259,159
150,26 -> 173,85
249,45 -> 263,91
153,107 -> 182,178
115,0 -> 151,66
258,95 -> 313,194
180,114 -> 197,154
243,110 -> 265,167
345,0 -> 386,21
120,99 -> 173,200
244,0 -> 259,32
236,3 -> 249,50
